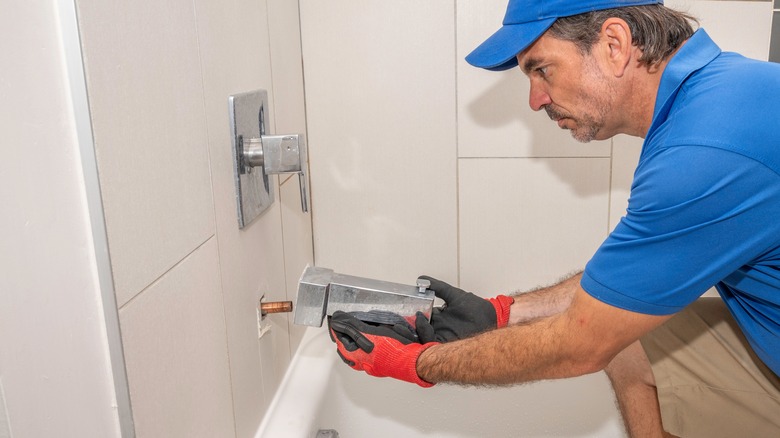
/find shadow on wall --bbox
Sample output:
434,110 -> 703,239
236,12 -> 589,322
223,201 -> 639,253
465,72 -> 613,199
466,70 -> 529,130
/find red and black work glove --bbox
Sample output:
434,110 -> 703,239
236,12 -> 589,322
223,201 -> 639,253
328,311 -> 438,388
414,275 -> 514,343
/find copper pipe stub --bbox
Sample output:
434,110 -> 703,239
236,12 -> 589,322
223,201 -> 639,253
259,300 -> 293,315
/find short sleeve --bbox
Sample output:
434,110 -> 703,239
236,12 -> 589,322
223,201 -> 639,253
582,146 -> 780,315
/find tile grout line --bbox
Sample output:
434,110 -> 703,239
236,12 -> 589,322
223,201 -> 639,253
117,234 -> 216,311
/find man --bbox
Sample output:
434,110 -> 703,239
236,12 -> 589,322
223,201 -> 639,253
329,1 -> 780,436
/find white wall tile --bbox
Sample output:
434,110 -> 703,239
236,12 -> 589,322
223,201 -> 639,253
119,238 -> 234,438
456,0 -> 612,158
459,158 -> 611,295
76,0 -> 215,306
301,0 -> 458,284
192,0 -> 290,435
268,0 -> 308,137
668,0 -> 773,61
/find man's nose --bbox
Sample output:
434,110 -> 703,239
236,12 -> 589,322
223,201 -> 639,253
528,83 -> 552,111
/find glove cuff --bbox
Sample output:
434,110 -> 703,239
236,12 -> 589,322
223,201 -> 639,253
406,342 -> 439,388
489,295 -> 514,328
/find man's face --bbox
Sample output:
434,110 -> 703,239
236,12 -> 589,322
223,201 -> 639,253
517,33 -> 617,143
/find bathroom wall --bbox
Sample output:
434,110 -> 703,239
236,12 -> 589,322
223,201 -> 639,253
4,0 -> 312,437
72,0 -> 313,436
300,0 -> 774,434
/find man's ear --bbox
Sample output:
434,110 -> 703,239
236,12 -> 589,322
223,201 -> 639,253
599,17 -> 633,77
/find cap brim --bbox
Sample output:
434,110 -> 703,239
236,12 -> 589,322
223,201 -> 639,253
465,18 -> 557,71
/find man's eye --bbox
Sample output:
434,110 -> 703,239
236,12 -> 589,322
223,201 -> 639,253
537,67 -> 548,77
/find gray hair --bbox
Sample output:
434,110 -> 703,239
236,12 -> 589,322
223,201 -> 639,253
547,4 -> 698,66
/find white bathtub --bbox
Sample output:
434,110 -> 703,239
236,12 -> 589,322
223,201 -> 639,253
257,327 -> 627,438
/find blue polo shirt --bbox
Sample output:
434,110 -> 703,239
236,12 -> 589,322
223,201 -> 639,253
581,29 -> 780,375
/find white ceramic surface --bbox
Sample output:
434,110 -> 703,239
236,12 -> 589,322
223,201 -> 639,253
257,327 -> 626,438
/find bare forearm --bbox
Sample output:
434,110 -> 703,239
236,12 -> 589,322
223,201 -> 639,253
416,274 -> 604,386
508,272 -> 581,325
417,311 -> 587,385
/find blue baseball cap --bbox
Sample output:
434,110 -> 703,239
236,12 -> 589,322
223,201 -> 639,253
466,0 -> 664,71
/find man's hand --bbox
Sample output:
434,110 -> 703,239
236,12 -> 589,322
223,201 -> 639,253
415,276 -> 514,343
328,311 -> 438,387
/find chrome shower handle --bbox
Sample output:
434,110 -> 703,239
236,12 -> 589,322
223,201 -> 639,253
242,134 -> 309,213
229,89 -> 309,228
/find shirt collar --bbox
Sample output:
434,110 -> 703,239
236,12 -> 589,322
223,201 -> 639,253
650,29 -> 722,131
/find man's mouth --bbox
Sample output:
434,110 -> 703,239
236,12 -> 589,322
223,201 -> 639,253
545,105 -> 571,128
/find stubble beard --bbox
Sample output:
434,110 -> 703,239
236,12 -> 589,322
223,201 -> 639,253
544,105 -> 602,142
545,62 -> 615,143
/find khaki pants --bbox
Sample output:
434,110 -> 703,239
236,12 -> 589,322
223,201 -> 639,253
641,297 -> 780,438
